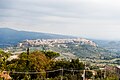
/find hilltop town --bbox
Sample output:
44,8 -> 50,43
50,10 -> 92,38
17,38 -> 97,48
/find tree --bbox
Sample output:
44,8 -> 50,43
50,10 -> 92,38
85,71 -> 93,79
48,59 -> 84,79
70,59 -> 84,70
0,49 -> 11,70
6,51 -> 51,79
42,51 -> 60,59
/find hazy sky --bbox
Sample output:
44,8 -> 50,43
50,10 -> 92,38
0,0 -> 120,40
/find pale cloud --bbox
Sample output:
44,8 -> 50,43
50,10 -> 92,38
0,0 -> 120,40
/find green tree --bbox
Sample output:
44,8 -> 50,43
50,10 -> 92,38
0,49 -> 11,70
42,51 -> 60,59
85,71 -> 93,79
70,59 -> 84,70
6,51 -> 51,79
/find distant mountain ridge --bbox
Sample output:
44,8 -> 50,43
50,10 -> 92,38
0,28 -> 75,46
94,40 -> 120,54
0,28 -> 118,59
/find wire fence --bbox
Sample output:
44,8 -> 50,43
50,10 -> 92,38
8,69 -> 99,74
2,69 -> 101,80
1,68 -> 113,80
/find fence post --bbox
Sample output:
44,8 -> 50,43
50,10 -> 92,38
61,68 -> 63,80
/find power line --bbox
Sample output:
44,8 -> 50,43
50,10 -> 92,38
3,68 -> 106,80
9,69 -> 62,74
7,69 -> 99,74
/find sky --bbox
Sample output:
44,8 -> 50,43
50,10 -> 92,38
0,0 -> 120,40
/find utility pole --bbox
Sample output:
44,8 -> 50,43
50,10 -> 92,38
72,69 -> 74,75
61,68 -> 63,80
83,62 -> 86,80
83,70 -> 85,80
26,47 -> 29,71
104,66 -> 106,79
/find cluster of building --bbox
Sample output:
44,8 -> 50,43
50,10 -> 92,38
17,38 -> 97,47
0,71 -> 11,80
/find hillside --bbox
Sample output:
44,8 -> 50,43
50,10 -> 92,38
0,28 -> 118,59
0,28 -> 75,47
48,43 -> 117,59
94,40 -> 120,55
17,38 -> 117,59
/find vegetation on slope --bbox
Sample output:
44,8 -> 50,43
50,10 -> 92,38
0,49 -> 119,80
